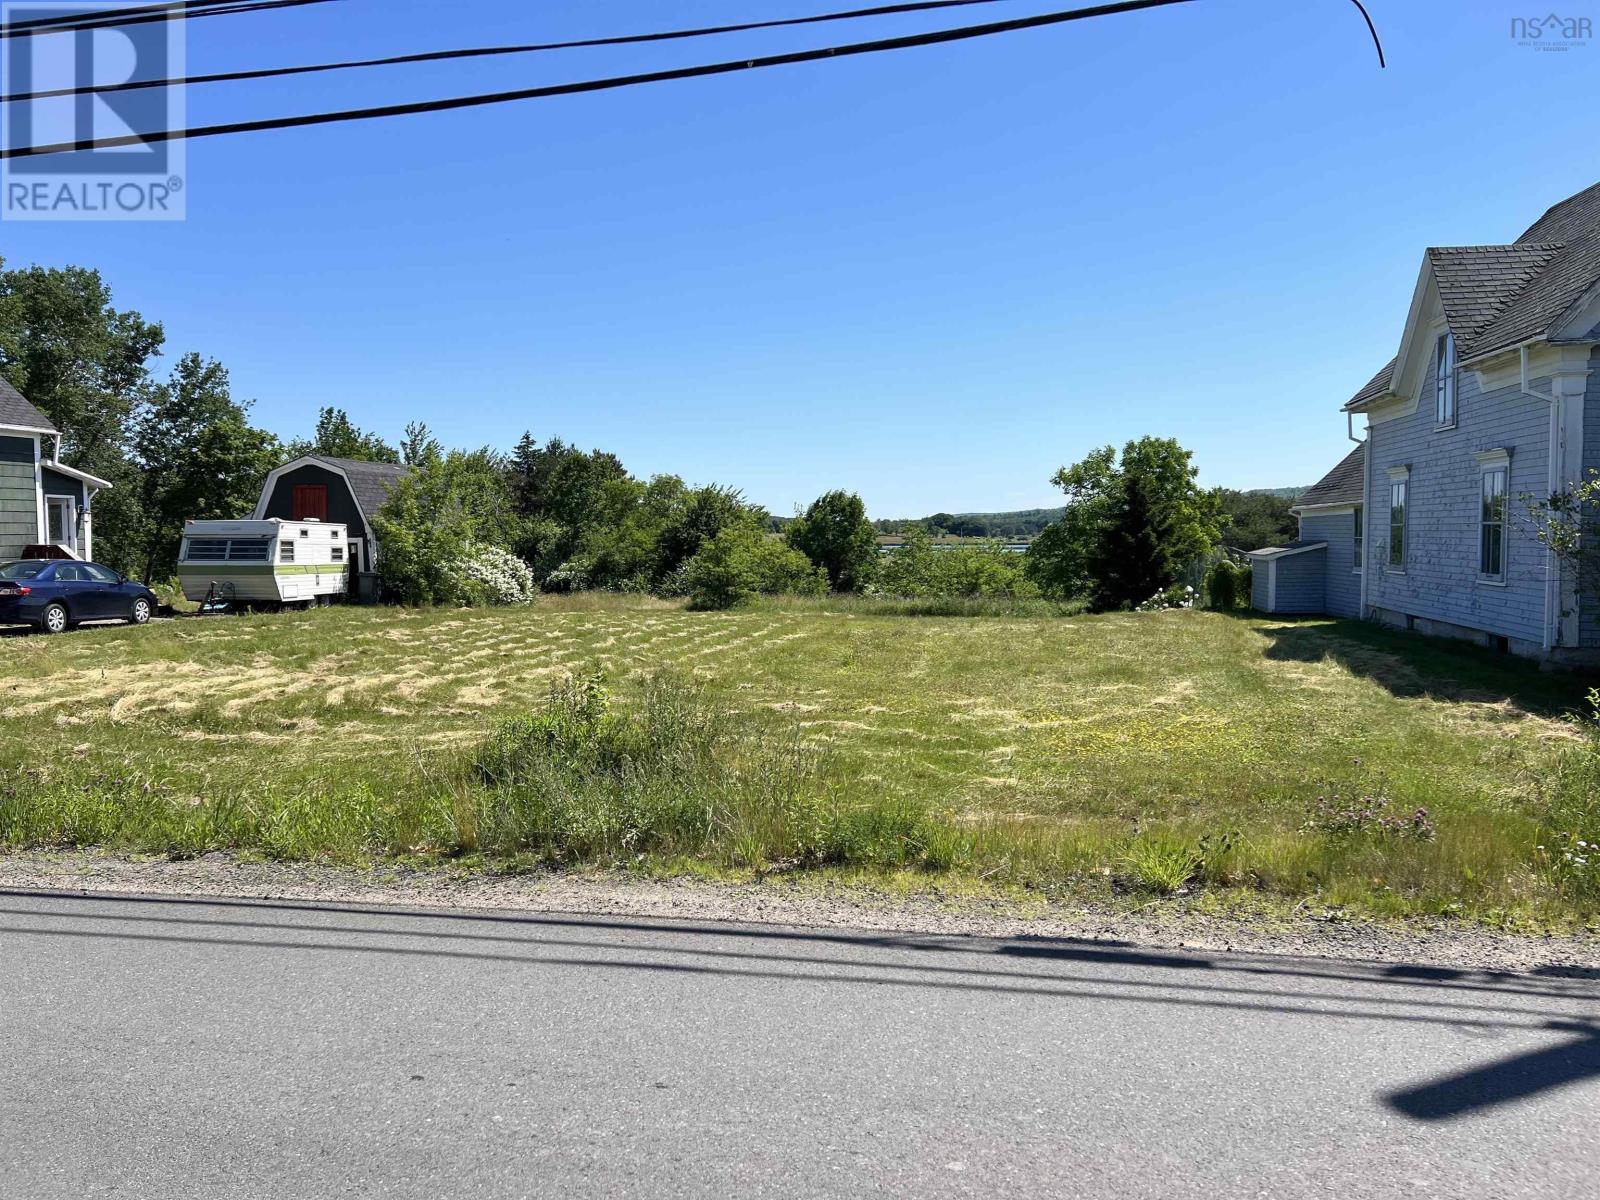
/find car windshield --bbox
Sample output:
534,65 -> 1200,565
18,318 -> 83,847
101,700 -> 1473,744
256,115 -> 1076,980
0,562 -> 48,581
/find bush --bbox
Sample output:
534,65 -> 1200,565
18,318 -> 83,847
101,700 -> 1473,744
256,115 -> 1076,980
372,450 -> 523,606
462,670 -> 941,869
1134,584 -> 1196,612
1204,557 -> 1251,610
685,525 -> 826,610
871,526 -> 1038,600
451,543 -> 536,606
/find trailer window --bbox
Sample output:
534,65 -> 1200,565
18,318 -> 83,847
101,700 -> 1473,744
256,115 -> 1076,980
185,538 -> 270,562
185,539 -> 229,561
280,540 -> 296,563
331,547 -> 344,563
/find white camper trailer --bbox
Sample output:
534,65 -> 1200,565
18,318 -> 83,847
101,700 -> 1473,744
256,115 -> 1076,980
178,518 -> 349,610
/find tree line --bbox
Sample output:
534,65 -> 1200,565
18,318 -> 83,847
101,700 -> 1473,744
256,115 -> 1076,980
0,260 -> 1291,613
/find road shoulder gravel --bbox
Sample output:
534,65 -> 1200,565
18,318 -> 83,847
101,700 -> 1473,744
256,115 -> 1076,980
2,850 -> 1597,974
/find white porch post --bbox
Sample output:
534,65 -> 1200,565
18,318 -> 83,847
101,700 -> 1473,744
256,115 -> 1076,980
1551,351 -> 1592,649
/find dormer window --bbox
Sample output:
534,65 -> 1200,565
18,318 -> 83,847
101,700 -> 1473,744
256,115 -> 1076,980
1434,332 -> 1456,427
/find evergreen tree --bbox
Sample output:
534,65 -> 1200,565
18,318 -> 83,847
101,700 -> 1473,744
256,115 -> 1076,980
1089,472 -> 1175,611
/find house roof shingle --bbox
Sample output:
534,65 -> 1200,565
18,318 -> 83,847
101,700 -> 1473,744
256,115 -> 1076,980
304,455 -> 412,518
1466,228 -> 1600,359
0,376 -> 56,433
1343,356 -> 1397,411
1343,181 -> 1600,410
1295,443 -> 1365,509
1427,244 -> 1563,347
1517,180 -> 1600,244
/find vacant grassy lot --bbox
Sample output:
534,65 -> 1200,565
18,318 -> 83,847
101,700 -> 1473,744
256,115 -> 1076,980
1,598 -> 1596,923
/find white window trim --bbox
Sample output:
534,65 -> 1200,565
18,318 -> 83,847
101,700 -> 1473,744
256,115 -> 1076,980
1385,466 -> 1409,573
1434,331 -> 1457,430
44,493 -> 77,555
1352,503 -> 1364,575
1476,449 -> 1511,583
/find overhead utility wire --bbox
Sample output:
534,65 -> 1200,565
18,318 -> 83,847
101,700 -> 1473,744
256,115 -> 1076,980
0,0 -> 341,40
2,0 -> 1387,160
2,0 -> 1019,103
0,0 -> 1199,156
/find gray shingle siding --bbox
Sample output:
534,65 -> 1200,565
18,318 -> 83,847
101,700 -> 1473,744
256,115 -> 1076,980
1273,549 -> 1327,613
1364,342 -> 1550,645
1298,511 -> 1362,617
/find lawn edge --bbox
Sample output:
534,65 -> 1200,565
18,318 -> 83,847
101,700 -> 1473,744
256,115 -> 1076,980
3,850 -> 1597,974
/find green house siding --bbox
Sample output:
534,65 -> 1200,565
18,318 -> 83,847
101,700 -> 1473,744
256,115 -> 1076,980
40,466 -> 86,507
0,457 -> 39,558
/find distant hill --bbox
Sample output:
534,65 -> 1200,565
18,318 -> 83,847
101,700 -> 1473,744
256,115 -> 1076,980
874,489 -> 1305,539
873,508 -> 1064,539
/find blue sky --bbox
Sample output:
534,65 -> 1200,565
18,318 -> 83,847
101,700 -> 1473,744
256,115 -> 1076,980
2,0 -> 1596,517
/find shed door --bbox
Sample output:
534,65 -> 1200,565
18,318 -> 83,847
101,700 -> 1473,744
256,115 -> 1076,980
292,484 -> 328,521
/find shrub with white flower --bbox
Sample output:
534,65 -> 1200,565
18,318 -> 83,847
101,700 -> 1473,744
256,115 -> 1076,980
451,543 -> 536,606
1134,584 -> 1197,613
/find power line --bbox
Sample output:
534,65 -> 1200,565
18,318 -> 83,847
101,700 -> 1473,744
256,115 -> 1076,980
3,0 -> 279,32
1,0 -> 1200,157
0,0 -> 340,40
2,0 -> 1021,104
1346,0 -> 1384,69
0,0 -> 1386,160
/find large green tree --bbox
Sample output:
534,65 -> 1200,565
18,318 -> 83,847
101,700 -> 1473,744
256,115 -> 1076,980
786,489 -> 878,593
1217,488 -> 1297,552
0,262 -> 163,469
0,261 -> 168,572
132,354 -> 281,578
1028,437 -> 1224,610
286,406 -> 398,463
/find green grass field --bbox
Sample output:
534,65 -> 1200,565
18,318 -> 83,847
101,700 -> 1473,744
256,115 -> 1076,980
2,598 -> 1596,924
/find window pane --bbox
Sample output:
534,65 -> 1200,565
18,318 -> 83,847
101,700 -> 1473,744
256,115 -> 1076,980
227,540 -> 270,561
1485,525 -> 1503,576
185,539 -> 229,561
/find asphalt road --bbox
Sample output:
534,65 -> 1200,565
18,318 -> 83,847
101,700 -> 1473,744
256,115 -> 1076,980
2,891 -> 1597,1199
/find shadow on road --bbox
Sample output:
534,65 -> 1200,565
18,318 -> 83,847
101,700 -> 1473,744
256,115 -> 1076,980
3,886 -> 1598,1122
1383,1024 -> 1600,1121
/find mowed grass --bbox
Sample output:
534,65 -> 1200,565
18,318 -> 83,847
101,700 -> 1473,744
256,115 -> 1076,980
0,596 -> 1595,924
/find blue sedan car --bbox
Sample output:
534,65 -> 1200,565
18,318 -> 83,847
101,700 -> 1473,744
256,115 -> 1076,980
0,560 -> 159,634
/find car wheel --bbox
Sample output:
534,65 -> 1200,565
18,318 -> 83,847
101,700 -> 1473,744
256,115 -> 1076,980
130,597 -> 152,626
41,602 -> 68,635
